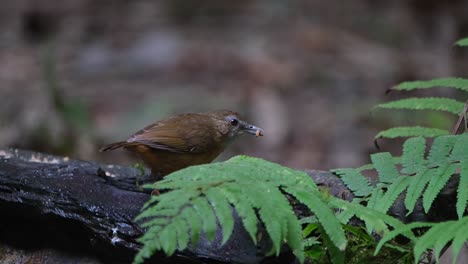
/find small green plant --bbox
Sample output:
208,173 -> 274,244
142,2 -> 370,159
374,38 -> 468,140
133,156 -> 410,264
333,134 -> 467,219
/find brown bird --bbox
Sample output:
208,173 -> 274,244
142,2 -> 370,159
100,110 -> 264,180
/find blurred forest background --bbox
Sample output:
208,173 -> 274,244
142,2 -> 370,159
1,0 -> 468,171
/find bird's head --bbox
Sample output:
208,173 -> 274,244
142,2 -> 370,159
208,110 -> 264,139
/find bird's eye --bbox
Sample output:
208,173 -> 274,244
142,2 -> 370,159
230,118 -> 239,127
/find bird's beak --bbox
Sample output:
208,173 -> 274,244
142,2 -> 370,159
240,122 -> 264,137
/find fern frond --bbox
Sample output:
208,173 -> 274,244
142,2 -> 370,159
192,197 -> 218,241
371,152 -> 399,183
451,218 -> 468,264
375,222 -> 432,254
286,187 -> 347,250
377,217 -> 468,264
373,176 -> 412,214
403,169 -> 435,213
451,134 -> 468,218
330,197 -> 409,237
331,168 -> 373,196
221,183 -> 258,244
135,155 -> 334,264
401,137 -> 426,174
319,225 -> 345,264
455,37 -> 468,47
413,217 -> 468,263
426,135 -> 457,166
205,188 -> 234,245
457,160 -> 468,219
376,97 -> 465,115
375,126 -> 449,139
422,164 -> 458,213
392,78 -> 468,92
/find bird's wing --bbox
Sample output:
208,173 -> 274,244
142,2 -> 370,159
127,114 -> 219,153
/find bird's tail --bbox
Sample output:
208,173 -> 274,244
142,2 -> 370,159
99,141 -> 132,152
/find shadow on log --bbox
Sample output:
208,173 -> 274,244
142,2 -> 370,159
0,149 -> 461,263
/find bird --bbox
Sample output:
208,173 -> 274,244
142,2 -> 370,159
100,110 -> 264,180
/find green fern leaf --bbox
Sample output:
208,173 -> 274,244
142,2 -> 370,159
365,187 -> 385,233
376,97 -> 465,115
319,225 -> 345,264
451,218 -> 468,264
286,187 -> 347,250
205,188 -> 234,245
332,168 -> 373,196
404,169 -> 435,214
413,217 -> 468,263
221,183 -> 258,244
393,78 -> 468,92
181,206 -> 203,246
174,217 -> 190,250
451,134 -> 468,218
427,135 -> 457,166
455,37 -> 468,47
247,182 -> 296,256
432,218 -> 462,260
192,198 -> 218,242
367,187 -> 384,210
449,133 -> 468,162
286,213 -> 304,263
374,176 -> 412,214
401,137 -> 427,175
457,160 -> 468,219
336,206 -> 356,225
133,234 -> 161,264
422,164 -> 458,213
371,152 -> 399,183
159,224 -> 178,255
330,197 -> 409,236
375,126 -> 449,139
375,222 -> 432,254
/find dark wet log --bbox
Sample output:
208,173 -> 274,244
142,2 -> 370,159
0,149 -> 460,264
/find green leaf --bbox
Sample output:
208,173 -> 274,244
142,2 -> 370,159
221,183 -> 258,244
393,78 -> 468,92
426,135 -> 457,166
422,164 -> 458,213
159,224 -> 177,255
413,217 -> 468,263
401,137 -> 427,175
455,37 -> 468,47
374,176 -> 412,214
457,160 -> 468,219
319,225 -> 345,264
332,168 -> 373,196
371,152 -> 399,183
375,222 -> 432,254
205,188 -> 234,245
192,198 -> 217,242
375,126 -> 449,139
376,97 -> 465,115
451,218 -> 468,264
181,206 -> 202,246
404,169 -> 435,214
286,187 -> 347,251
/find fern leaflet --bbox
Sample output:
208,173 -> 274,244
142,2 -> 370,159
401,137 -> 426,174
455,37 -> 468,47
375,126 -> 449,139
376,97 -> 465,115
392,78 -> 468,92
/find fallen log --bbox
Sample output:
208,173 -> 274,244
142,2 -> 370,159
0,149 -> 460,263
